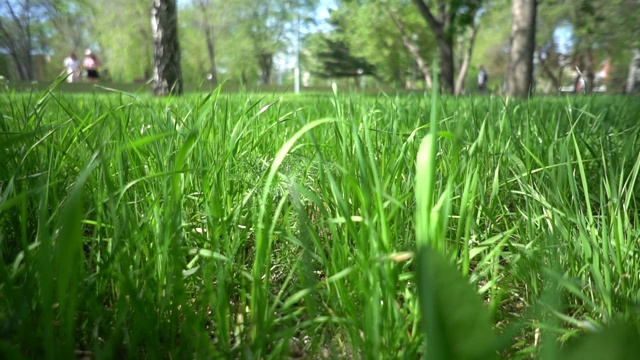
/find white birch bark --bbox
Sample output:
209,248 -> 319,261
626,48 -> 640,94
152,0 -> 183,95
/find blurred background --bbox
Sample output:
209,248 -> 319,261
0,0 -> 638,94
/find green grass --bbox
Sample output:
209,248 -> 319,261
1,80 -> 640,359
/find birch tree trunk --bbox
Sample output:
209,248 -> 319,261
454,24 -> 479,95
506,0 -> 537,97
626,48 -> 640,94
152,0 -> 183,95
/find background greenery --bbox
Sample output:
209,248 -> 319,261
1,0 -> 638,93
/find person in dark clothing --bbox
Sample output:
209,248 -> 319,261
83,49 -> 101,83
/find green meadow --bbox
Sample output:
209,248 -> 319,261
1,82 -> 640,359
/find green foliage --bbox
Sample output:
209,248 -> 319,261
179,0 -> 322,85
1,0 -> 640,92
179,0 -> 251,84
92,0 -> 153,82
328,1 -> 437,86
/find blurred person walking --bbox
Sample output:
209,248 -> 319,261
478,65 -> 488,92
63,52 -> 80,83
83,49 -> 101,83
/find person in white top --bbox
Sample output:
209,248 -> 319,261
63,52 -> 80,83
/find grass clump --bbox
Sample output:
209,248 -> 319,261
1,82 -> 640,359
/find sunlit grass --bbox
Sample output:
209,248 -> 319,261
1,83 -> 640,358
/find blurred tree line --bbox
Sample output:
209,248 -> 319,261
0,0 -> 638,94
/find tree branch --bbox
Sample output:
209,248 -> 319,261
411,0 -> 444,36
537,47 -> 560,90
387,6 -> 432,89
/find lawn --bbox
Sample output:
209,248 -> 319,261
1,81 -> 640,359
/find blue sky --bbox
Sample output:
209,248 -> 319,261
318,0 -> 336,19
554,23 -> 574,55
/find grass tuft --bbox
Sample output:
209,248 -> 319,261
1,83 -> 640,358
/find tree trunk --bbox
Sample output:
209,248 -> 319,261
454,24 -> 479,95
196,0 -> 217,85
259,53 -> 273,85
437,37 -> 455,94
507,0 -> 537,97
411,0 -> 456,94
25,4 -> 34,81
626,48 -> 640,94
9,52 -> 30,81
582,48 -> 595,93
151,0 -> 183,95
0,1 -> 35,81
204,25 -> 218,85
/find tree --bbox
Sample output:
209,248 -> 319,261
48,0 -> 91,53
506,0 -> 537,97
453,10 -> 481,94
325,3 -> 411,88
386,2 -> 435,89
327,1 -> 438,89
152,0 -> 183,95
539,0 -> 604,93
601,0 -> 640,93
533,0 -> 640,93
230,0 -> 317,85
627,49 -> 640,94
92,0 -> 153,82
314,36 -> 376,83
410,0 -> 481,94
0,0 -> 52,81
192,0 -> 218,85
535,40 -> 562,92
310,9 -> 376,84
235,0 -> 288,85
179,1 -> 241,84
568,0 -> 598,92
